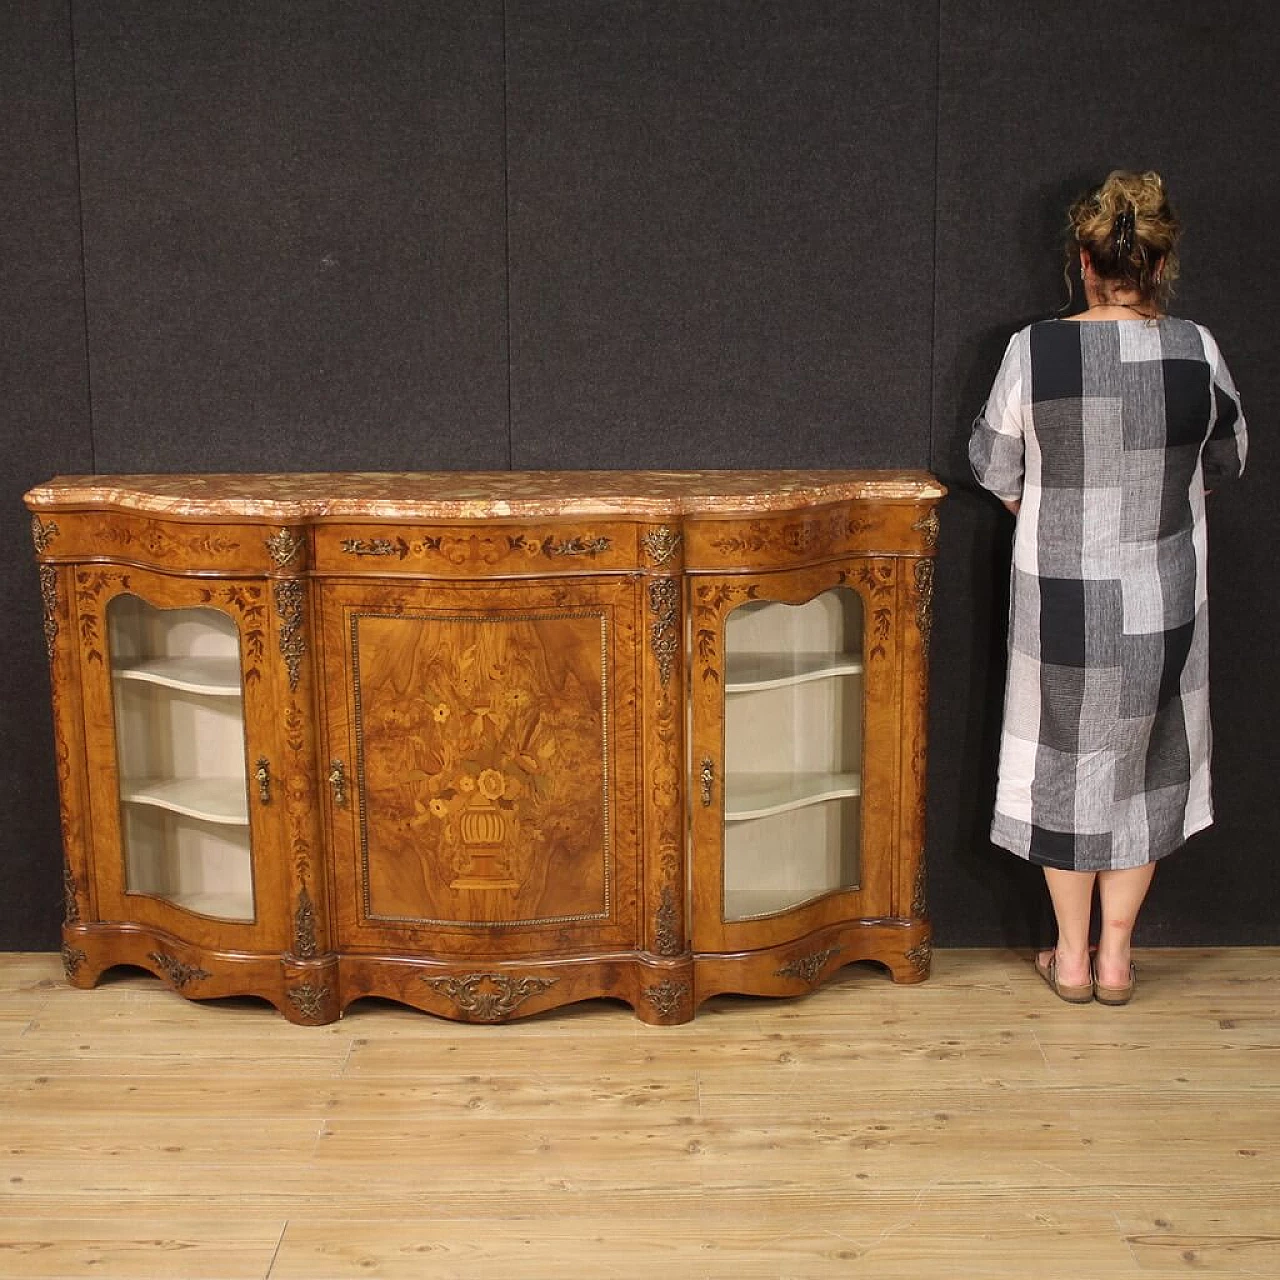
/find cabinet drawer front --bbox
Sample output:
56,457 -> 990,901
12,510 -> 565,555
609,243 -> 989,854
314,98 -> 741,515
31,512 -> 284,576
684,501 -> 938,570
312,521 -> 642,577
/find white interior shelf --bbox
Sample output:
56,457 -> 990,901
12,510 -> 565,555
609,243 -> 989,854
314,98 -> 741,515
723,886 -> 844,921
120,777 -> 250,826
724,650 -> 863,692
106,596 -> 256,924
725,770 -> 862,822
142,890 -> 256,922
721,589 -> 864,923
114,656 -> 244,697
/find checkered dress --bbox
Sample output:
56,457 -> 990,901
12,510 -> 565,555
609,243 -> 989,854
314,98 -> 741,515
970,317 -> 1247,870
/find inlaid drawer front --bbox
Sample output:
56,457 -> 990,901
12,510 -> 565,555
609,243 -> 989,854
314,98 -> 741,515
28,512 -> 283,576
684,503 -> 874,572
683,501 -> 939,570
312,521 -> 643,576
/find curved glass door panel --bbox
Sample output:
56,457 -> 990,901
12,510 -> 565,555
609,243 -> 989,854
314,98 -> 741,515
722,588 -> 863,922
107,596 -> 255,922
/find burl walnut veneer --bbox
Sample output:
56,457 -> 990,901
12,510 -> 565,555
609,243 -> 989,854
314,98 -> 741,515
26,470 -> 943,1024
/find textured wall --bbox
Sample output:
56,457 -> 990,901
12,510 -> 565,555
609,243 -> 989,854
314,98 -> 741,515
1,2 -> 94,948
3,0 -> 1276,951
74,1 -> 510,472
504,1 -> 936,469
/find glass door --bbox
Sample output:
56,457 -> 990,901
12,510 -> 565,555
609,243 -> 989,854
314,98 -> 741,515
105,594 -> 256,923
691,563 -> 895,954
721,588 -> 863,921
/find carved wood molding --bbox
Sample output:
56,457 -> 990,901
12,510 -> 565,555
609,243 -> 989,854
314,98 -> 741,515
266,527 -> 304,568
63,866 -> 80,924
273,579 -> 306,692
341,537 -> 398,556
654,884 -> 680,956
641,525 -> 682,567
905,941 -> 932,977
914,559 -> 934,662
61,943 -> 86,979
286,982 -> 331,1020
293,886 -> 318,960
31,516 -> 60,555
147,951 -> 211,990
643,979 -> 689,1020
425,973 -> 557,1021
775,946 -> 841,986
548,535 -> 612,557
911,508 -> 940,550
40,566 -> 59,660
647,578 -> 679,689
911,861 -> 928,919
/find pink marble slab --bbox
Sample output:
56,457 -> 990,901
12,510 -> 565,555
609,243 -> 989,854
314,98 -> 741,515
25,470 -> 946,521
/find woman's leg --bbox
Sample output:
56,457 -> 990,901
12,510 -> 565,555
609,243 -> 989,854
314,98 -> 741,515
1094,863 -> 1156,988
1041,867 -> 1097,987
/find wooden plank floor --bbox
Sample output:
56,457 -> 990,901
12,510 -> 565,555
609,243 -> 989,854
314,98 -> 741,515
1,948 -> 1277,1279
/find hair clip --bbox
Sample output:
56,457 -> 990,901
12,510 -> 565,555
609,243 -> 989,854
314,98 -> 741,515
1114,208 -> 1136,257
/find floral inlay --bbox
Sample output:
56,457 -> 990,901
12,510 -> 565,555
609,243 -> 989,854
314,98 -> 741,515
354,610 -> 609,922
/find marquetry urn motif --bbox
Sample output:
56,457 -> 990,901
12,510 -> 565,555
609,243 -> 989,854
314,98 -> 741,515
347,604 -> 610,927
25,469 -> 943,1024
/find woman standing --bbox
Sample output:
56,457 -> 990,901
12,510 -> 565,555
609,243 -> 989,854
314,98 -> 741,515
969,170 -> 1248,1004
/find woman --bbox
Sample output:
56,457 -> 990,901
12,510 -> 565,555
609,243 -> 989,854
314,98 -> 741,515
969,170 -> 1247,1004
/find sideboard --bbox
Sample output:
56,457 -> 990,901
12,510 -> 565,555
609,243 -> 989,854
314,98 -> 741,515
26,470 -> 944,1024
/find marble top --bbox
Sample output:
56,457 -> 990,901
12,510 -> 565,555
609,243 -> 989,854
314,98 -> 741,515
26,470 -> 945,520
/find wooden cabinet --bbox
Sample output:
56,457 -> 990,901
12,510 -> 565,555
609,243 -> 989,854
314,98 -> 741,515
27,471 -> 943,1024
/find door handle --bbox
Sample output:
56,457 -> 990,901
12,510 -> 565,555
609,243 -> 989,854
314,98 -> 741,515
700,757 -> 715,807
254,757 -> 271,805
328,759 -> 348,808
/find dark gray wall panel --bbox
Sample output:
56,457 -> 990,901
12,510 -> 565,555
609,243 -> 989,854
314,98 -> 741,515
76,1 -> 509,472
506,0 -> 937,470
1,2 -> 94,948
5,2 -> 1279,952
929,0 -> 1280,944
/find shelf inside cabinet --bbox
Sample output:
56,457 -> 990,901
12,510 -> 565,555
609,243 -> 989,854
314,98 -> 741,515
136,889 -> 256,922
113,656 -> 243,697
724,651 -> 863,693
120,777 -> 250,826
724,770 -> 861,822
723,886 -> 847,921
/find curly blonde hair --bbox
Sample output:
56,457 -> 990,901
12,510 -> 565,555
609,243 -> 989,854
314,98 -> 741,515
1065,170 -> 1181,307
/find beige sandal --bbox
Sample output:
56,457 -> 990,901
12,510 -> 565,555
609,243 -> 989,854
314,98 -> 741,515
1093,963 -> 1137,1006
1035,952 -> 1094,1004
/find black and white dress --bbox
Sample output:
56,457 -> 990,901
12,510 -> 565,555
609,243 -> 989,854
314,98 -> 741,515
970,317 -> 1247,871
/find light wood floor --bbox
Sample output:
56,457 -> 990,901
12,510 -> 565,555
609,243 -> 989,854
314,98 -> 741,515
1,948 -> 1277,1279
